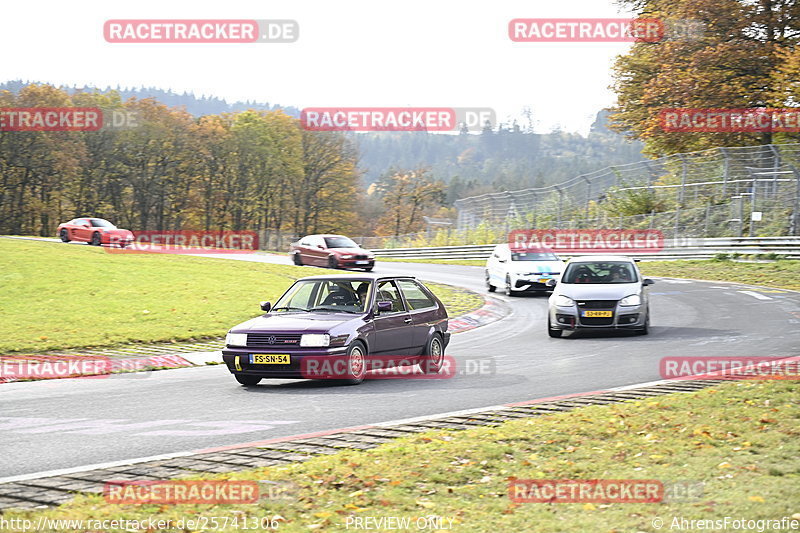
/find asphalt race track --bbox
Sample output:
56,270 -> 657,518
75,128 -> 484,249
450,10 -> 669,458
2,251 -> 800,480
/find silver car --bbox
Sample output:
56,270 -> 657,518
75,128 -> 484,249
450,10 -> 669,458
546,256 -> 654,337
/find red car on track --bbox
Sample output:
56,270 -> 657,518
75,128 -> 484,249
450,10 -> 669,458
290,234 -> 375,271
57,218 -> 134,247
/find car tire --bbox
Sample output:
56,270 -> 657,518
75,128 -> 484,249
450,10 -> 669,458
486,271 -> 496,292
505,276 -> 517,296
636,310 -> 650,335
420,333 -> 445,374
91,232 -> 101,246
340,341 -> 367,385
235,374 -> 262,386
327,256 -> 338,270
547,317 -> 563,338
59,229 -> 70,243
293,253 -> 303,266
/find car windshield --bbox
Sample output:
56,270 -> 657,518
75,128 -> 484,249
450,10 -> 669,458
272,279 -> 372,314
89,219 -> 116,228
324,236 -> 358,248
511,252 -> 559,261
562,261 -> 638,284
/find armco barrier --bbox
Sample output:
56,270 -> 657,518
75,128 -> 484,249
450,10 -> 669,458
371,236 -> 800,261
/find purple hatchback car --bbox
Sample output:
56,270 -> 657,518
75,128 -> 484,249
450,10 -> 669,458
222,274 -> 450,386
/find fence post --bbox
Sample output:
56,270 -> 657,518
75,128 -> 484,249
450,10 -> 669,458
750,182 -> 757,237
583,176 -> 591,220
791,164 -> 800,236
556,187 -> 563,228
720,147 -> 729,196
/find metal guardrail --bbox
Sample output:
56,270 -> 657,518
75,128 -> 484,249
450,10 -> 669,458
372,237 -> 800,261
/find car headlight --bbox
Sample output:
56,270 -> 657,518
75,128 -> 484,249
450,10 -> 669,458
300,333 -> 330,347
340,254 -> 353,259
619,294 -> 641,306
226,332 -> 247,347
554,295 -> 575,307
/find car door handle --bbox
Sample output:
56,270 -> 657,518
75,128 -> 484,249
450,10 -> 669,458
403,317 -> 412,323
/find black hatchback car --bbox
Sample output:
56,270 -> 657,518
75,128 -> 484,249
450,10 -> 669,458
222,274 -> 450,385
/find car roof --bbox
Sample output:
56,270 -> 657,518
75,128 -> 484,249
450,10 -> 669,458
497,243 -> 558,254
297,273 -> 416,282
567,255 -> 635,262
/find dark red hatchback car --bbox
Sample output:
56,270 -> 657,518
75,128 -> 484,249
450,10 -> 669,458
290,234 -> 375,271
57,217 -> 134,247
222,274 -> 450,386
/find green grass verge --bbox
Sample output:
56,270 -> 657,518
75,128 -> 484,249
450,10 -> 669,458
0,240 -> 482,354
6,380 -> 798,531
639,259 -> 800,292
378,256 -> 486,266
378,256 -> 800,291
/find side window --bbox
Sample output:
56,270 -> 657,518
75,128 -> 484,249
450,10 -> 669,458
397,280 -> 436,311
313,281 -> 335,306
376,280 -> 406,313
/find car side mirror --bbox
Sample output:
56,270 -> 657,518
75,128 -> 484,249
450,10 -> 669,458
376,301 -> 392,313
642,279 -> 655,286
260,301 -> 271,312
546,279 -> 557,288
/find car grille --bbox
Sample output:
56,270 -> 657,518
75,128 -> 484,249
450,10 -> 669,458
576,300 -> 618,309
579,317 -> 615,326
354,254 -> 369,260
247,333 -> 302,347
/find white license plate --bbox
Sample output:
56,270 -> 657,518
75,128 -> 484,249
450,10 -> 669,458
355,261 -> 369,265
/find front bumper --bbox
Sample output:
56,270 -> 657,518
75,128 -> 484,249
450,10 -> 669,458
104,234 -> 134,246
222,346 -> 349,378
549,305 -> 645,330
337,259 -> 375,269
512,276 -> 556,291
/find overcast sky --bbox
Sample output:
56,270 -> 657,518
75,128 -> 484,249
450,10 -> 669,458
5,0 -> 637,135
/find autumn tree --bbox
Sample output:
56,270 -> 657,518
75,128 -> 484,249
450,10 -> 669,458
609,0 -> 800,155
374,169 -> 445,236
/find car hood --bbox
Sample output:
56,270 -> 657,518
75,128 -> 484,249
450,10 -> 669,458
232,312 -> 361,333
329,247 -> 371,255
555,282 -> 641,300
509,260 -> 564,274
101,228 -> 132,235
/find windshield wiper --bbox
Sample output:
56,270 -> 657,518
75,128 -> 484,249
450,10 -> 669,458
271,306 -> 309,312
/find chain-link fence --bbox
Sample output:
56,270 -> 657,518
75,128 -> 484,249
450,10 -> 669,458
352,143 -> 800,249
